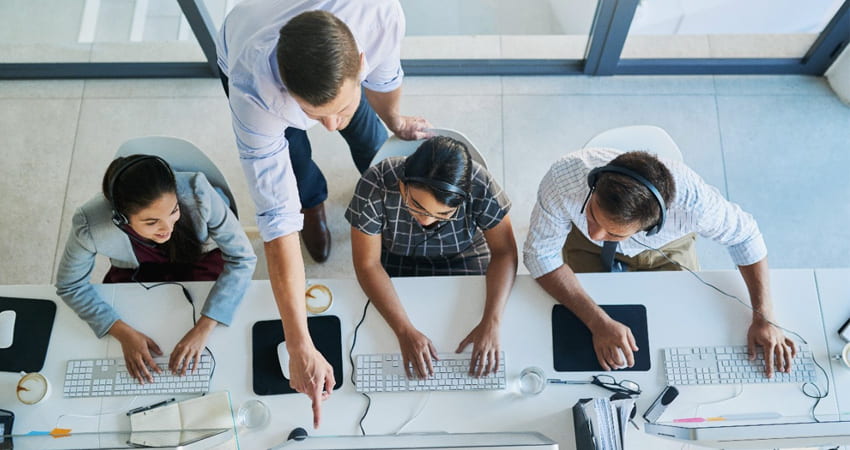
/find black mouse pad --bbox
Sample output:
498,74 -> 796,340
552,304 -> 650,372
251,315 -> 343,395
0,297 -> 56,373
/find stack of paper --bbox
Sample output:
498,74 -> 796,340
574,397 -> 636,450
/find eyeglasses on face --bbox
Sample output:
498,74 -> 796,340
402,184 -> 458,222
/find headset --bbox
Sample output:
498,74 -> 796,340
581,164 -> 667,237
107,155 -> 171,227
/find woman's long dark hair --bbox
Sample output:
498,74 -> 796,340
102,155 -> 203,264
402,136 -> 472,208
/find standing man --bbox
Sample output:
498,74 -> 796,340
217,0 -> 431,428
524,148 -> 797,377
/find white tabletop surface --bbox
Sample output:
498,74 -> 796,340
0,269 -> 842,449
813,269 -> 850,417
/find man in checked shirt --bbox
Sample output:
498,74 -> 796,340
524,148 -> 796,377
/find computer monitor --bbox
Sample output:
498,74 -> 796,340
0,428 -> 232,450
645,417 -> 850,449
272,431 -> 559,449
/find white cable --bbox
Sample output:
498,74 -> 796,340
54,396 -> 140,429
693,384 -> 744,418
395,392 -> 432,434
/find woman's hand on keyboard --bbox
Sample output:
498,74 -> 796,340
398,327 -> 439,379
747,320 -> 797,377
169,316 -> 216,375
110,320 -> 163,384
456,320 -> 501,377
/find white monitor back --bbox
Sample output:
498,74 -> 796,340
645,418 -> 850,449
273,431 -> 558,449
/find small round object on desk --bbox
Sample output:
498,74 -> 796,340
17,372 -> 50,405
305,284 -> 333,314
287,427 -> 308,441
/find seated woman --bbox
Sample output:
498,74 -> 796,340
345,136 -> 517,379
56,154 -> 256,383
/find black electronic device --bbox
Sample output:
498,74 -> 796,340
582,164 -> 667,236
251,316 -> 343,395
0,408 -> 13,436
551,304 -> 651,372
643,385 -> 679,423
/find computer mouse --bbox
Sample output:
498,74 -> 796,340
277,341 -> 290,379
0,310 -> 15,349
287,427 -> 308,441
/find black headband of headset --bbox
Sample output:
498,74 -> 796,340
585,164 -> 667,236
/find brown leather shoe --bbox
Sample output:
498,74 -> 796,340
301,203 -> 331,263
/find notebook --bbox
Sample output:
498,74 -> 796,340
552,304 -> 650,372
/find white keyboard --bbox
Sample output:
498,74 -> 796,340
354,352 -> 507,393
663,345 -> 817,386
63,354 -> 213,398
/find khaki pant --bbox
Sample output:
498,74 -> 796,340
563,228 -> 700,273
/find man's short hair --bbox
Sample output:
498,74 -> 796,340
277,11 -> 360,107
594,151 -> 676,230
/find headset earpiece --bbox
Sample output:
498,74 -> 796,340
585,164 -> 667,236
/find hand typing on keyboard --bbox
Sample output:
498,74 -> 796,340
397,326 -> 439,378
747,319 -> 798,377
109,320 -> 164,384
169,316 -> 218,376
455,319 -> 502,377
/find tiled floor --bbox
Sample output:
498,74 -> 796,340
0,75 -> 848,286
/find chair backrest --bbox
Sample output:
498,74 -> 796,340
115,136 -> 238,218
583,125 -> 683,162
370,128 -> 488,169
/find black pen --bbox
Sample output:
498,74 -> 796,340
126,397 -> 176,416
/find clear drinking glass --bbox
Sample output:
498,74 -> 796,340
236,399 -> 270,430
519,366 -> 546,396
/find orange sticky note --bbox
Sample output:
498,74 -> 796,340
50,428 -> 72,436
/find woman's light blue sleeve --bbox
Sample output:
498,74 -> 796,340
54,209 -> 120,338
194,175 -> 257,326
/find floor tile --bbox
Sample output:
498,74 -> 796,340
502,94 -> 727,270
0,80 -> 84,99
502,75 -> 716,96
714,75 -> 836,97
401,36 -> 501,59
83,78 -> 224,98
0,98 -> 80,284
717,95 -> 850,269
401,76 -> 502,97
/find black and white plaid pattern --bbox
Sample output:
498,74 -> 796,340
346,157 -> 511,277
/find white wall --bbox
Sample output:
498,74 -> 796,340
826,44 -> 850,105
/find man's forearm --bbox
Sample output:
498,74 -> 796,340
536,265 -> 609,330
364,87 -> 402,129
738,257 -> 774,323
265,233 -> 312,349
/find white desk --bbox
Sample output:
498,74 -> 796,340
814,269 -> 850,419
0,270 -> 841,449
